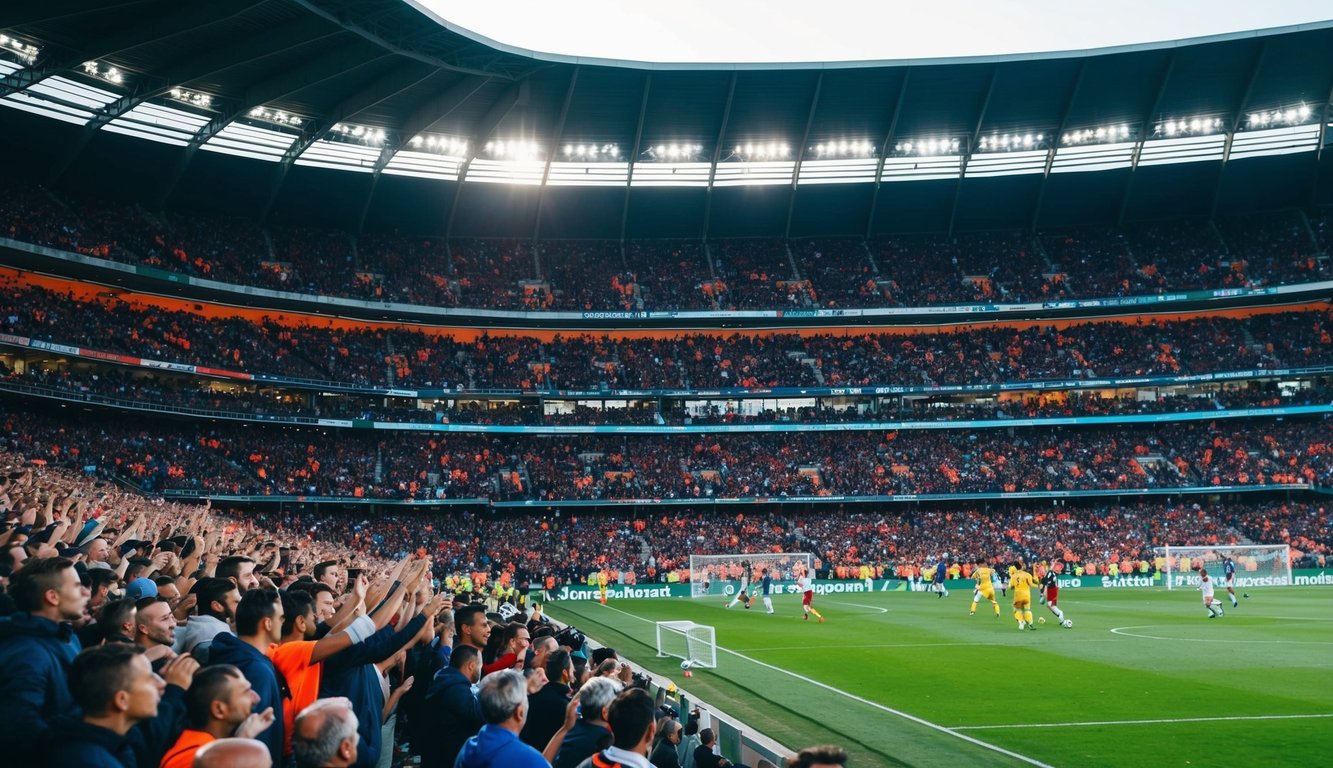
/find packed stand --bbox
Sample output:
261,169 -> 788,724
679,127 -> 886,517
0,454 -> 865,768
710,239 -> 802,309
1,402 -> 1328,501
0,181 -> 1326,312
1041,227 -> 1146,297
3,282 -> 1330,392
790,238 -> 884,308
5,357 -> 1326,428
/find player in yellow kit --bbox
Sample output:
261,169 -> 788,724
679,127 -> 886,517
597,570 -> 609,604
969,559 -> 1001,617
1010,559 -> 1037,630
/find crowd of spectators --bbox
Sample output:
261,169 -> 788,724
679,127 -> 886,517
1,401 -> 1328,501
4,282 -> 1330,393
2,354 -> 1329,431
2,181 -> 1326,313
0,439 -> 1323,768
0,450 -> 881,768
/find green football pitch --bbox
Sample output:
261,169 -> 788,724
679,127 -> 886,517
545,587 -> 1333,768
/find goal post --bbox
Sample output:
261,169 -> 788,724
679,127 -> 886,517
655,620 -> 717,669
1153,544 -> 1292,590
688,552 -> 814,598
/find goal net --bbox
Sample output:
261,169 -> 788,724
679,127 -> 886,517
688,552 -> 813,598
655,621 -> 717,669
1152,545 -> 1292,590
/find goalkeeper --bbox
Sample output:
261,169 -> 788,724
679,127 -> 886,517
726,560 -> 754,609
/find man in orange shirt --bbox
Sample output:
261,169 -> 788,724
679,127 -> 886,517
267,589 -> 376,759
159,665 -> 275,768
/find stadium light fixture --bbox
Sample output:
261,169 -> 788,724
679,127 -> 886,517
1152,115 -> 1225,138
1246,103 -> 1313,129
976,132 -> 1047,152
484,139 -> 543,161
809,139 -> 877,159
0,34 -> 40,65
642,143 -> 705,161
81,60 -> 125,85
560,143 -> 622,160
168,88 -> 213,110
891,136 -> 962,156
409,134 -> 468,156
247,106 -> 303,128
1061,123 -> 1132,146
331,122 -> 387,146
729,142 -> 792,161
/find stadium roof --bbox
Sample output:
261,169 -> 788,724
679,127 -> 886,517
1,0 -> 1332,237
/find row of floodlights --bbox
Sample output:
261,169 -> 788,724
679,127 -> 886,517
332,123 -> 387,144
1063,124 -> 1132,145
0,35 -> 39,65
168,88 -> 212,109
410,135 -> 468,155
977,133 -> 1045,151
1155,117 -> 1224,137
1248,104 -> 1313,128
248,106 -> 302,128
81,60 -> 123,85
563,143 -> 621,159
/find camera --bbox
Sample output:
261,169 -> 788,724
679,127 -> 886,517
554,626 -> 586,651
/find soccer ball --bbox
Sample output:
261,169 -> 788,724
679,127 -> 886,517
1037,617 -> 1046,625
680,659 -> 694,670
1061,619 -> 1073,629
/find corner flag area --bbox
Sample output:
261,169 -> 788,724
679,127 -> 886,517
547,588 -> 1333,767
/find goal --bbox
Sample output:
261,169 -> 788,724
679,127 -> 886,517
1153,544 -> 1292,590
688,552 -> 813,598
655,621 -> 717,669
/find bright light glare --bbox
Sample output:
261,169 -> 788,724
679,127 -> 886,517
414,1 -> 1333,65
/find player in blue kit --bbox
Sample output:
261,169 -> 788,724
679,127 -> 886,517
933,558 -> 949,598
760,568 -> 774,614
1221,555 -> 1247,606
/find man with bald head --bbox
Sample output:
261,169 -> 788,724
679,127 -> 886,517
193,737 -> 273,768
293,697 -> 359,768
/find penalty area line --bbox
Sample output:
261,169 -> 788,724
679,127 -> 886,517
954,713 -> 1333,730
593,601 -> 1054,768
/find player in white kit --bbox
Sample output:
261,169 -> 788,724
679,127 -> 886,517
1198,568 -> 1224,618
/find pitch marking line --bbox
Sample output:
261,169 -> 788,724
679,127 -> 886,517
595,602 -> 1055,768
1110,625 -> 1333,644
953,713 -> 1333,730
820,599 -> 888,614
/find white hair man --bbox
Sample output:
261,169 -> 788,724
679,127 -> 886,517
454,670 -> 549,768
293,697 -> 359,768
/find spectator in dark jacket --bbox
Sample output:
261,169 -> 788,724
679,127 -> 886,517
650,717 -> 683,768
693,728 -> 732,768
318,605 -> 427,768
49,643 -> 164,768
455,670 -> 549,768
552,676 -> 620,768
420,644 -> 483,767
0,556 -> 88,765
208,588 -> 285,765
576,689 -> 658,768
520,647 -> 572,749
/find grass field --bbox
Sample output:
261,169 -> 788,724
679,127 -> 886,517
545,587 -> 1333,768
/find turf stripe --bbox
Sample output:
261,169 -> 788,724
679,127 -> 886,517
953,713 -> 1333,730
596,601 -> 1056,768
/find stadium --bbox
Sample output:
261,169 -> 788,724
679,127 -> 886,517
0,1 -> 1330,766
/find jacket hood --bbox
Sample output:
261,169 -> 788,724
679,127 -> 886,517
0,611 -> 76,643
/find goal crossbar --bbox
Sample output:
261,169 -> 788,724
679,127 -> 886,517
1154,544 -> 1292,590
655,620 -> 717,669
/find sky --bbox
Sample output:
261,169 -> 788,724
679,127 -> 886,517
411,0 -> 1333,65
